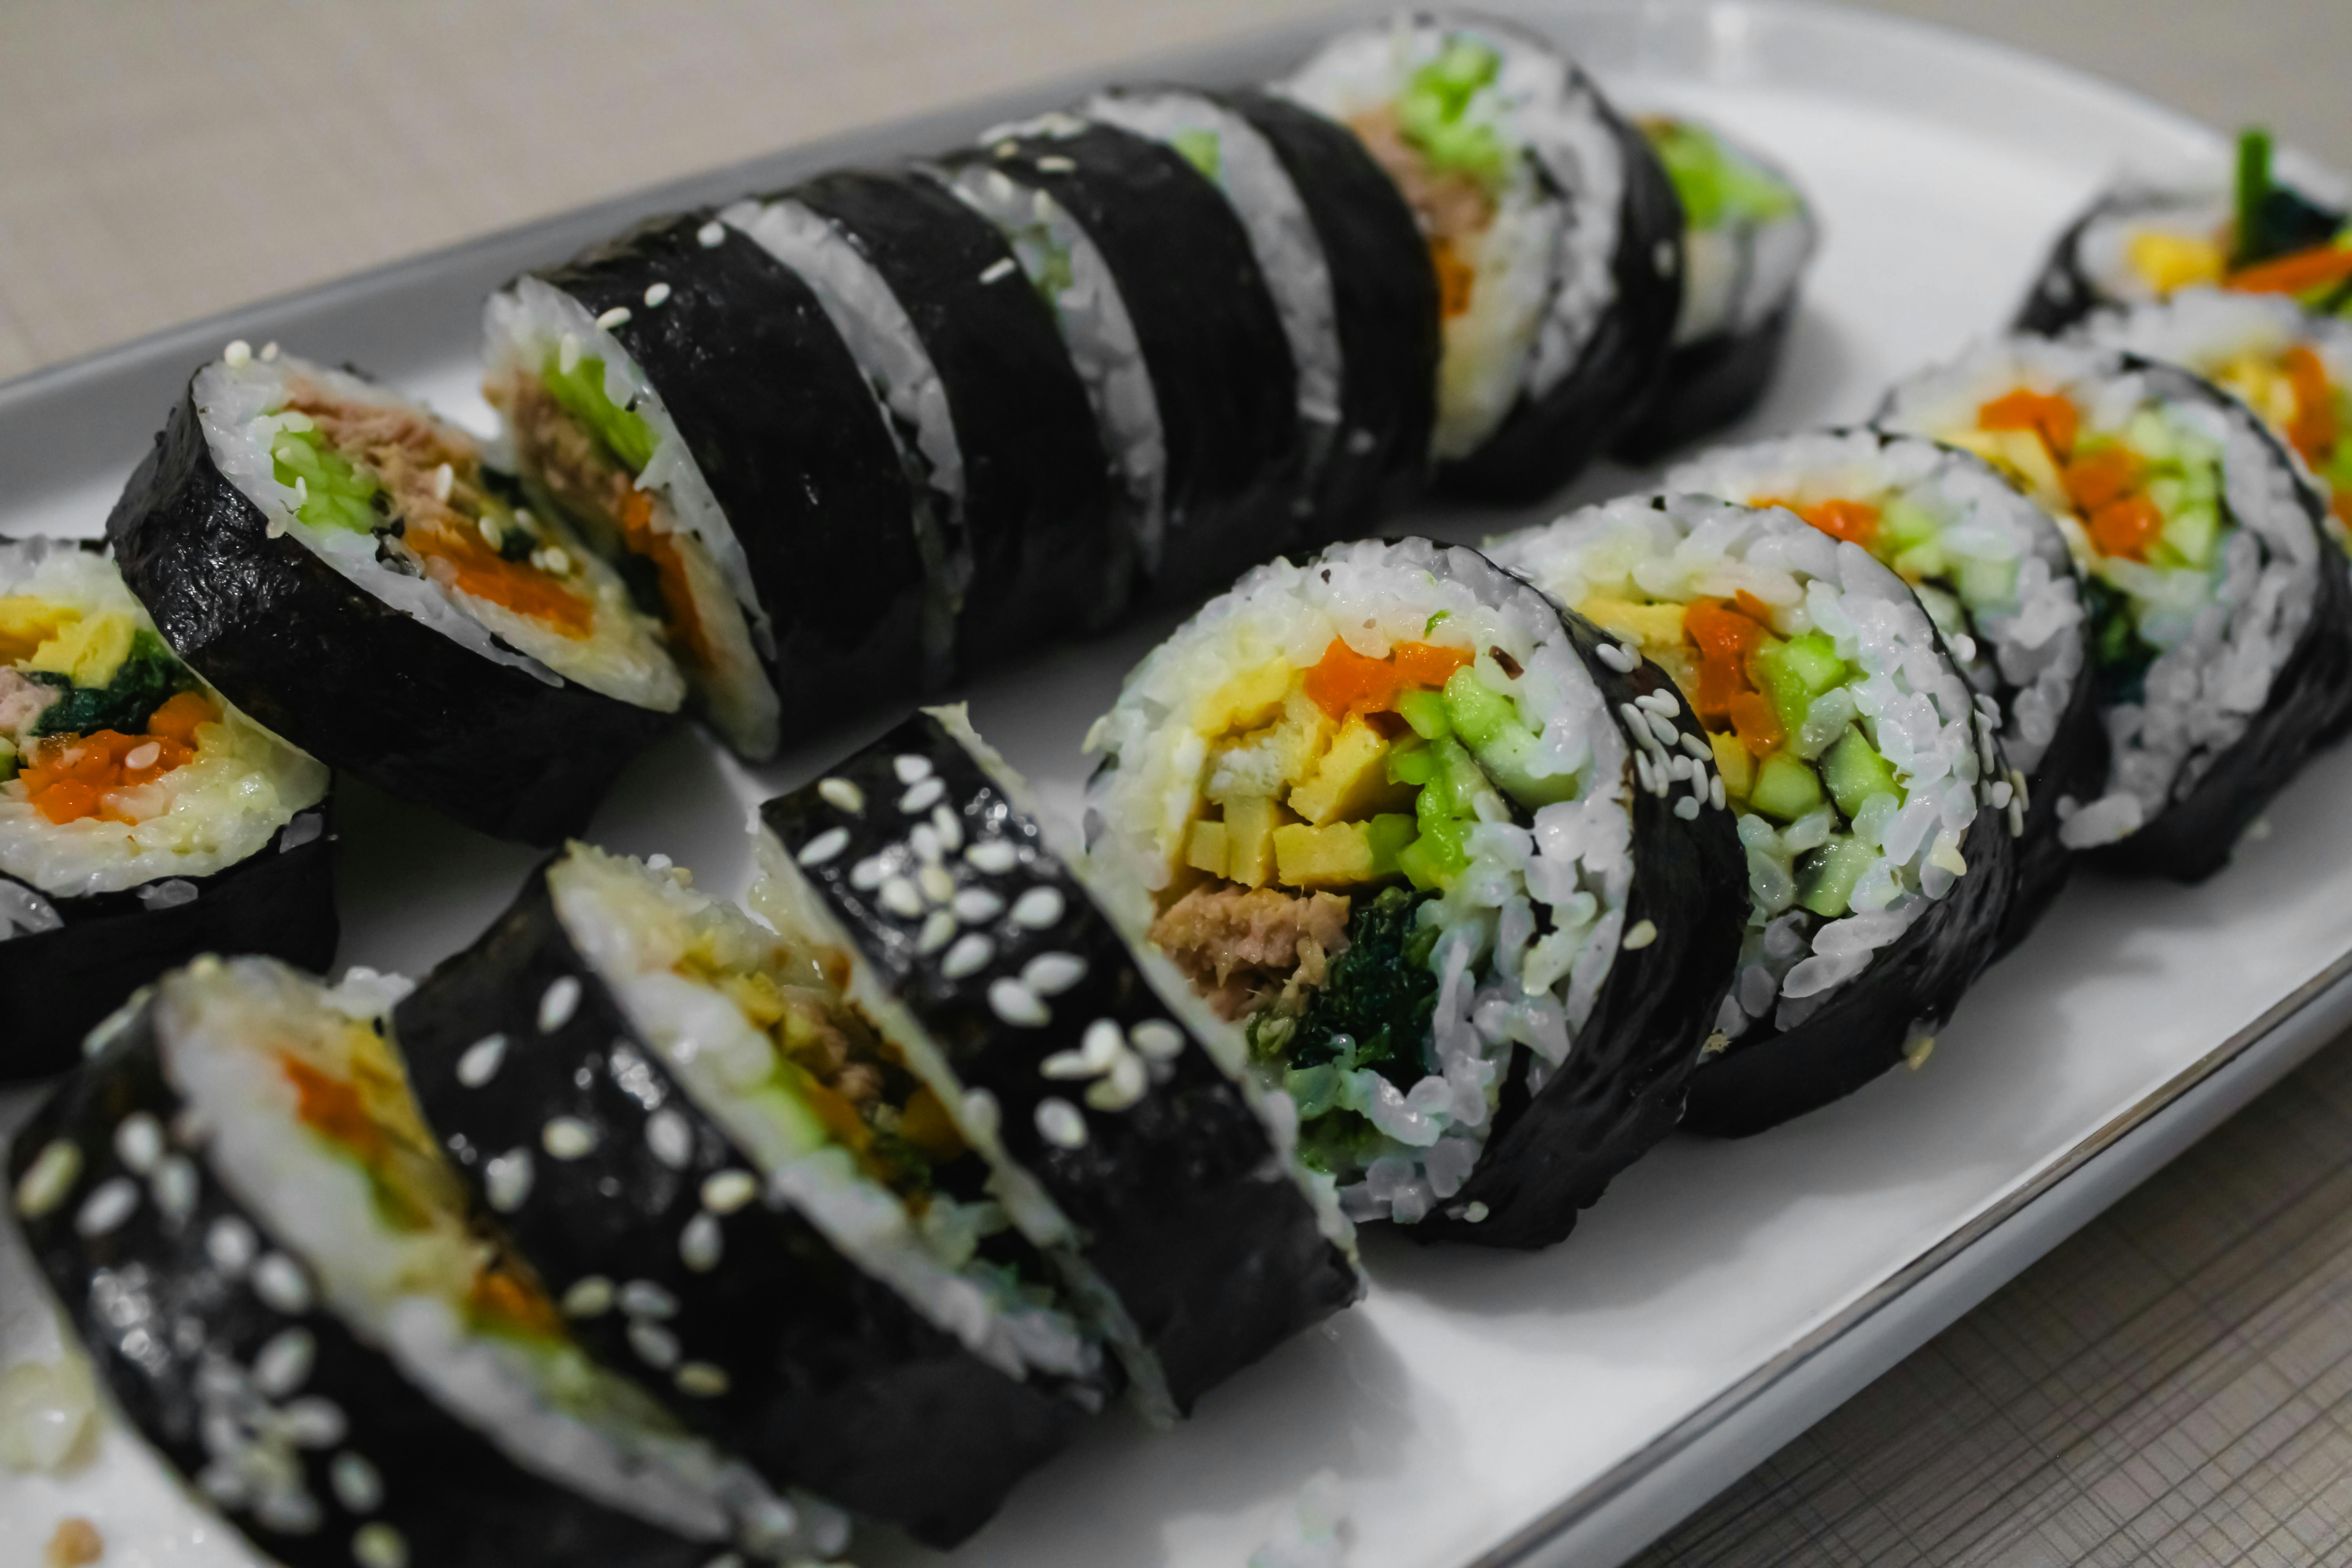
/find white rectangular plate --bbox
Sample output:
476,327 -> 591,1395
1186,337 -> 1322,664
4,5 -> 2337,1568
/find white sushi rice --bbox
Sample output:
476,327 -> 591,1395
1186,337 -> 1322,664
1084,537 -> 1635,1225
721,196 -> 970,675
936,130 -> 1166,577
0,539 -> 327,902
547,846 -> 1100,1388
1278,16 -> 1629,460
1880,338 -> 2321,846
1491,495 -> 1985,1038
1667,430 -> 2084,777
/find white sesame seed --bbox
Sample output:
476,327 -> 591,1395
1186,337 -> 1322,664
1646,712 -> 1679,748
1673,796 -> 1700,820
253,1327 -> 316,1398
900,777 -> 946,813
13,1140 -> 80,1218
893,754 -> 933,785
538,976 -> 582,1034
1681,732 -> 1711,760
456,1033 -> 508,1088
224,339 -> 253,368
644,281 -> 673,307
680,1212 -> 723,1272
1710,775 -> 1727,810
1622,920 -> 1658,950
849,855 -> 889,889
621,1279 -> 678,1319
1036,155 -> 1076,172
918,909 -> 956,954
989,977 -> 1049,1027
1667,753 -> 1692,781
253,1253 -> 313,1314
952,887 -> 1004,924
352,1521 -> 408,1568
961,1088 -> 1000,1138
675,1362 -> 730,1397
697,220 -> 726,247
942,933 -> 994,979
798,826 -> 851,866
646,1109 -> 693,1169
1592,641 -> 1635,673
817,777 -> 864,814
629,1320 -> 681,1370
1020,952 -> 1086,997
1009,886 -> 1064,929
910,824 -> 942,863
331,1452 -> 383,1513
561,1275 -> 615,1317
596,307 -> 633,331
1034,1098 -> 1088,1148
75,1177 -> 138,1237
430,462 -> 454,503
540,546 -> 570,575
979,257 -> 1017,284
1076,1018 -> 1124,1070
261,341 -> 280,362
542,1118 -> 597,1160
993,140 -> 1020,159
918,863 -> 955,904
1130,1019 -> 1185,1060
485,1148 -> 534,1211
700,1169 -> 758,1213
1462,1200 -> 1490,1223
207,1216 -> 257,1274
558,332 -> 582,374
256,1489 -> 320,1533
478,515 -> 504,550
276,1395 -> 345,1447
293,475 -> 309,506
114,1113 -> 163,1174
930,805 -> 962,852
878,876 -> 924,919
1086,1055 -> 1149,1112
1040,1050 -> 1093,1080
965,839 -> 1017,874
152,1156 -> 197,1224
1635,691 -> 1677,716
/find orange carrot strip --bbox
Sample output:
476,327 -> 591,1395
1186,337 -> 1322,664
2282,345 -> 2341,467
2225,243 -> 2352,297
1392,641 -> 1474,689
1979,388 -> 2080,459
2062,447 -> 2143,514
2089,494 -> 2165,561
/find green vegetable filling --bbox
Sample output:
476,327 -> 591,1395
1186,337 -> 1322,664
270,425 -> 382,534
1645,117 -> 1800,232
1169,128 -> 1222,180
541,352 -> 660,474
26,631 -> 192,739
1398,37 -> 1510,190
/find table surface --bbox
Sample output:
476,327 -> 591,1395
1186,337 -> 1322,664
6,3 -> 2352,1564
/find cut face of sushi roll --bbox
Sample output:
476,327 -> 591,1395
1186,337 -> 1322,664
1277,14 -> 1682,500
0,537 -> 333,1076
1081,538 -> 1746,1241
2017,130 -> 2352,336
9,958 -> 838,1568
931,115 -> 1302,599
395,843 -> 1105,1546
109,350 -> 679,845
731,169 -> 1122,664
1880,339 -> 2349,879
1615,116 -> 1818,461
486,213 -> 931,760
1666,431 -> 2099,949
751,709 -> 1365,1406
1491,497 -> 2014,1136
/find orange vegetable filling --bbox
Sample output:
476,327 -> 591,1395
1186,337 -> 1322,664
1302,637 -> 1474,719
1431,236 -> 1476,319
2224,242 -> 2352,298
20,690 -> 214,826
620,490 -> 713,671
1766,496 -> 1879,546
1683,595 -> 1785,758
407,523 -> 592,639
2282,344 -> 2341,468
1979,388 -> 2079,459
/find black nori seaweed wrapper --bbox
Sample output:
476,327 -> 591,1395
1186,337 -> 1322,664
0,808 -> 337,1082
528,213 -> 931,737
1611,301 -> 1798,464
2002,613 -> 2109,953
1414,579 -> 1748,1248
936,122 -> 1303,600
759,712 -> 1360,1411
106,383 -> 674,844
2012,190 -> 2152,337
1223,89 -> 1441,536
8,990 -> 708,1568
392,861 -> 1094,1547
1438,103 -> 1685,503
786,169 -> 1124,659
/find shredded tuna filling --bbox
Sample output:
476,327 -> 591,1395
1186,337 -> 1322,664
1150,884 -> 1352,1021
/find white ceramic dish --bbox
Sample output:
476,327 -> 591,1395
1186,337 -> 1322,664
5,5 -> 2337,1567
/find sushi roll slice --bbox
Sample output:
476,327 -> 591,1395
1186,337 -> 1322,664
394,843 -> 1109,1545
722,169 -> 1122,666
108,347 -> 681,845
1491,497 -> 2013,1136
1880,338 -> 2350,879
929,114 -> 1302,600
8,957 -> 840,1568
751,708 -> 1365,1402
0,537 -> 333,1078
1615,116 -> 1819,461
1078,538 -> 1746,1242
2018,129 -> 2352,336
1666,431 -> 2099,948
1276,14 -> 1683,501
485,213 -> 931,760
1083,85 -> 1441,536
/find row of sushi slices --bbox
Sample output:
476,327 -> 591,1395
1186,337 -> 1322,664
7,714 -> 1364,1563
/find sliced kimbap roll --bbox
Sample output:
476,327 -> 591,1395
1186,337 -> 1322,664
108,347 -> 680,845
485,213 -> 931,759
394,843 -> 1108,1545
9,957 -> 841,1568
751,708 -> 1365,1403
1615,116 -> 1819,461
1276,13 -> 1682,501
0,537 -> 332,1078
1666,431 -> 2099,948
722,169 -> 1121,665
929,113 -> 1302,599
1083,85 -> 1441,536
1078,538 -> 1746,1241
1880,338 -> 2349,878
2017,128 -> 2352,336
1490,497 -> 2013,1135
